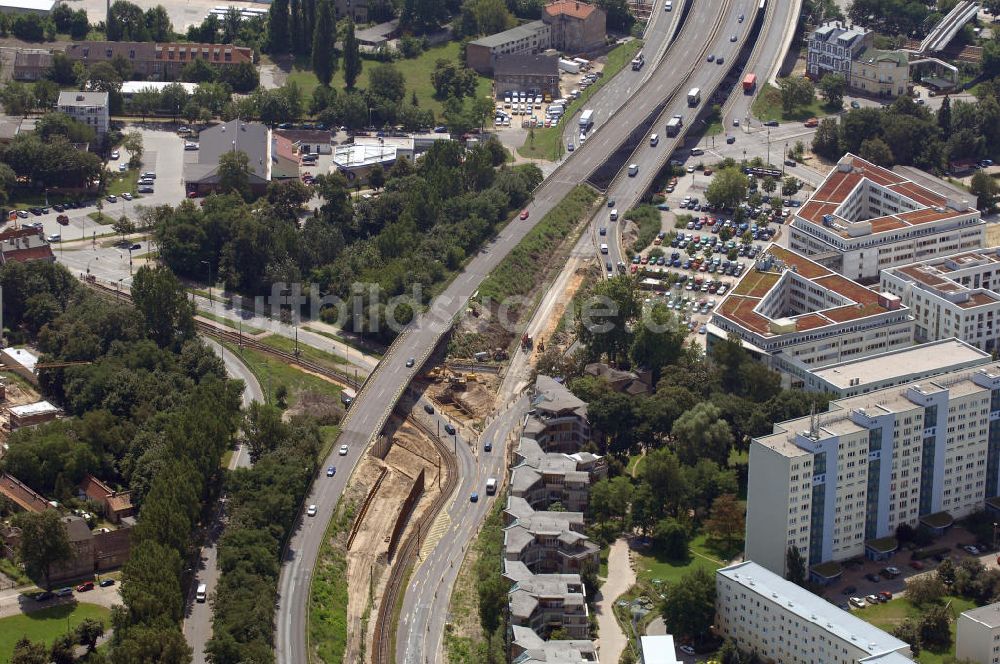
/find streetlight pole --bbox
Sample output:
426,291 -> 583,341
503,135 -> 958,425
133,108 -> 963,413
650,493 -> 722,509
766,127 -> 771,166
201,260 -> 212,306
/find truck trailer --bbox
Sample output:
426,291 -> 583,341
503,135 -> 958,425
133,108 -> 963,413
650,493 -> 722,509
579,109 -> 594,130
666,115 -> 683,136
742,73 -> 757,93
687,88 -> 701,106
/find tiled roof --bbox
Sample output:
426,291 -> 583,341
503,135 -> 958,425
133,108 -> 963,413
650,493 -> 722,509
544,0 -> 597,19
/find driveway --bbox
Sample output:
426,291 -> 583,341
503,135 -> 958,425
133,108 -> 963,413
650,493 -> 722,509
594,538 -> 636,664
0,582 -> 121,619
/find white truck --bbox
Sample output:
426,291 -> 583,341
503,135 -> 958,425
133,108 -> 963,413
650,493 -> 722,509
687,87 -> 701,106
666,115 -> 683,136
579,109 -> 594,130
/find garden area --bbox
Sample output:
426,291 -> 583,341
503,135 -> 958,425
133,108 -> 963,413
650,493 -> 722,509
0,603 -> 109,664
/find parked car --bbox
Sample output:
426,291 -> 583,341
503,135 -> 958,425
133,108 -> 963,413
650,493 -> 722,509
56,588 -> 74,597
424,404 -> 435,414
679,645 -> 696,655
865,594 -> 880,605
882,566 -> 901,578
98,578 -> 115,587
56,214 -> 69,225
76,581 -> 94,592
878,590 -> 893,601
849,596 -> 866,608
909,560 -> 925,570
864,573 -> 881,583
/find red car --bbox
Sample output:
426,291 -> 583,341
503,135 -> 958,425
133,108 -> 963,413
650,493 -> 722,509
878,590 -> 893,601
76,581 -> 94,592
909,560 -> 925,570
519,209 -> 529,220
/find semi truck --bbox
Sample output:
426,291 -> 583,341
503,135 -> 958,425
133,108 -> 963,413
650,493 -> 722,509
742,73 -> 757,93
666,115 -> 683,136
579,109 -> 594,129
687,88 -> 701,106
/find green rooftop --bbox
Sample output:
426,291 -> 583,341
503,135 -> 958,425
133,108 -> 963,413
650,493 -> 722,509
810,561 -> 843,578
865,536 -> 898,554
920,511 -> 954,530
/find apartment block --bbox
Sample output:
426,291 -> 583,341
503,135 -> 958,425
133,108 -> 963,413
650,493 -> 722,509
56,91 -> 108,137
523,375 -> 591,452
787,154 -> 983,282
511,437 -> 606,512
807,22 -> 872,79
510,625 -> 598,663
65,41 -> 253,79
504,496 -> 600,574
957,602 -> 1000,664
466,21 -> 550,74
706,244 -> 914,385
746,363 -> 1000,576
851,49 -> 910,98
717,562 -> 913,664
881,248 -> 1000,353
507,569 -> 589,639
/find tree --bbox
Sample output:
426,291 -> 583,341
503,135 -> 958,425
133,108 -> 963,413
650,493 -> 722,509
10,638 -> 47,664
368,63 -> 406,104
817,73 -> 846,108
812,117 -> 842,160
907,574 -> 946,606
786,545 -> 806,585
859,136 -> 894,166
369,163 -> 385,190
242,402 -> 289,461
937,95 -> 952,138
144,4 -> 173,41
122,130 -> 143,169
130,264 -> 196,348
76,618 -> 106,652
704,493 -> 744,551
113,215 -> 135,243
268,0 -> 290,53
781,176 -> 800,197
12,510 -> 71,590
779,76 -> 814,114
107,0 -> 149,40
661,567 -> 716,644
630,302 -> 685,383
342,20 -> 361,89
218,150 -> 251,199
705,167 -> 749,209
671,402 -> 733,466
311,0 -> 337,87
652,518 -> 689,559
920,604 -> 952,650
937,557 -> 956,586
160,82 -> 189,121
971,171 -> 998,212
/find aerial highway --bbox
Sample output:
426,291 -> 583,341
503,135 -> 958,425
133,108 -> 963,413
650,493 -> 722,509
274,0 -> 770,656
396,393 -> 530,664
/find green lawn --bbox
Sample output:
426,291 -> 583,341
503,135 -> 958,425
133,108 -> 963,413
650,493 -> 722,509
518,39 -> 644,161
302,325 -> 384,359
752,81 -> 843,122
286,41 -> 492,119
0,603 -> 110,664
197,310 -> 265,335
856,595 -> 976,664
220,343 -> 342,407
105,168 -> 139,197
257,334 -> 351,372
634,534 -> 727,586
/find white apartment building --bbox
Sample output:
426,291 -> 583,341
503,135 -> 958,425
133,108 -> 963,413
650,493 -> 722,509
56,91 -> 109,137
957,602 -> 1000,664
523,375 -> 591,452
706,244 -> 914,385
807,22 -> 872,79
881,248 -> 1000,353
717,561 -> 914,664
746,363 -> 1000,576
788,154 -> 983,282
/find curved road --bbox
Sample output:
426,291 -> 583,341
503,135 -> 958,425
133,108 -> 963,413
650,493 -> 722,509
183,338 -> 263,663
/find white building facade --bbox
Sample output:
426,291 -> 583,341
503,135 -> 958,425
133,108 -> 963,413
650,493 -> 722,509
56,91 -> 109,137
957,602 -> 1000,664
746,363 -> 1000,576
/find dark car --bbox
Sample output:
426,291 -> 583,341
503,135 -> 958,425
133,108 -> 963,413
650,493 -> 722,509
444,423 -> 456,435
98,579 -> 115,587
326,466 -> 336,477
470,492 -> 479,502
763,120 -> 780,127
34,591 -> 55,601
484,441 -> 492,452
865,573 -> 881,583
130,243 -> 141,250
424,404 -> 435,414
841,585 -> 857,595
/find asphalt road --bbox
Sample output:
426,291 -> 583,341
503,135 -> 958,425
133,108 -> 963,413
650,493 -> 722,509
396,393 -> 529,664
182,337 -> 261,663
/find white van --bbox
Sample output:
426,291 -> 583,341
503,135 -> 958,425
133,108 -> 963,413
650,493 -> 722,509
196,583 -> 207,603
610,208 -> 619,221
628,163 -> 639,176
650,133 -> 659,146
665,0 -> 673,9
600,243 -> 609,254
486,478 -> 497,495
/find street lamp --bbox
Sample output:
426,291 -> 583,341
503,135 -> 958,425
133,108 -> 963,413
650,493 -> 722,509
201,260 -> 212,306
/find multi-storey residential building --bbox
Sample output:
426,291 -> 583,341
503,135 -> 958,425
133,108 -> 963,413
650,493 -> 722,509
511,437 -> 605,512
801,339 -> 991,397
466,21 -> 550,74
524,375 -> 591,452
493,53 -> 560,98
706,244 -> 914,385
510,625 -> 599,663
717,562 -> 913,664
56,91 -> 109,137
508,570 -> 590,639
957,601 -> 1000,664
881,248 -> 1000,353
852,48 -> 910,97
807,22 -> 872,79
745,363 -> 1000,576
65,41 -> 253,79
504,496 -> 600,574
787,154 -> 983,282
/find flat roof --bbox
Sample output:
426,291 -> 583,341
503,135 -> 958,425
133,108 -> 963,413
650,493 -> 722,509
121,81 -> 198,94
332,144 -> 397,169
809,339 -> 991,389
469,20 -> 546,48
0,0 -> 55,11
640,635 -> 679,664
9,400 -> 58,416
795,153 -> 977,238
714,244 -> 902,337
2,346 -> 38,371
719,562 -> 910,658
961,601 -> 1000,629
57,91 -> 108,107
885,247 -> 1000,309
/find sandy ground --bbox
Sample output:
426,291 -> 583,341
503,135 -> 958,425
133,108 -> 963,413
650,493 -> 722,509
593,538 -> 637,664
344,418 -> 448,663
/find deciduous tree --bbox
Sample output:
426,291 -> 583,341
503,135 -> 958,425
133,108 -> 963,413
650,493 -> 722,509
12,510 -> 71,590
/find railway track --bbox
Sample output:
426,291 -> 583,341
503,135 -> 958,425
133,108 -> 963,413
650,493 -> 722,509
82,279 -> 363,390
372,411 -> 459,664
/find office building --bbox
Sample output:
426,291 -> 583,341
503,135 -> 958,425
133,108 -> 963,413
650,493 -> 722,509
745,363 -> 1000,576
957,601 -> 1000,664
56,91 -> 109,137
787,154 -> 983,282
717,561 -> 913,664
184,120 -> 298,196
706,244 -> 914,385
467,21 -> 550,74
881,248 -> 1000,353
799,339 -> 991,397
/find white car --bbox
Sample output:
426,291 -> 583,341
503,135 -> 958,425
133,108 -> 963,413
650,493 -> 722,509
122,192 -> 133,201
679,645 -> 695,655
849,597 -> 866,608
110,150 -> 120,160
339,444 -> 349,456
306,504 -> 317,517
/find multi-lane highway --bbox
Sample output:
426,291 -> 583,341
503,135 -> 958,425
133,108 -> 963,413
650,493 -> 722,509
396,393 -> 529,664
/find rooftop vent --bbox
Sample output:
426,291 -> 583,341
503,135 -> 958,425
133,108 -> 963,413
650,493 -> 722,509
75,94 -> 84,101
